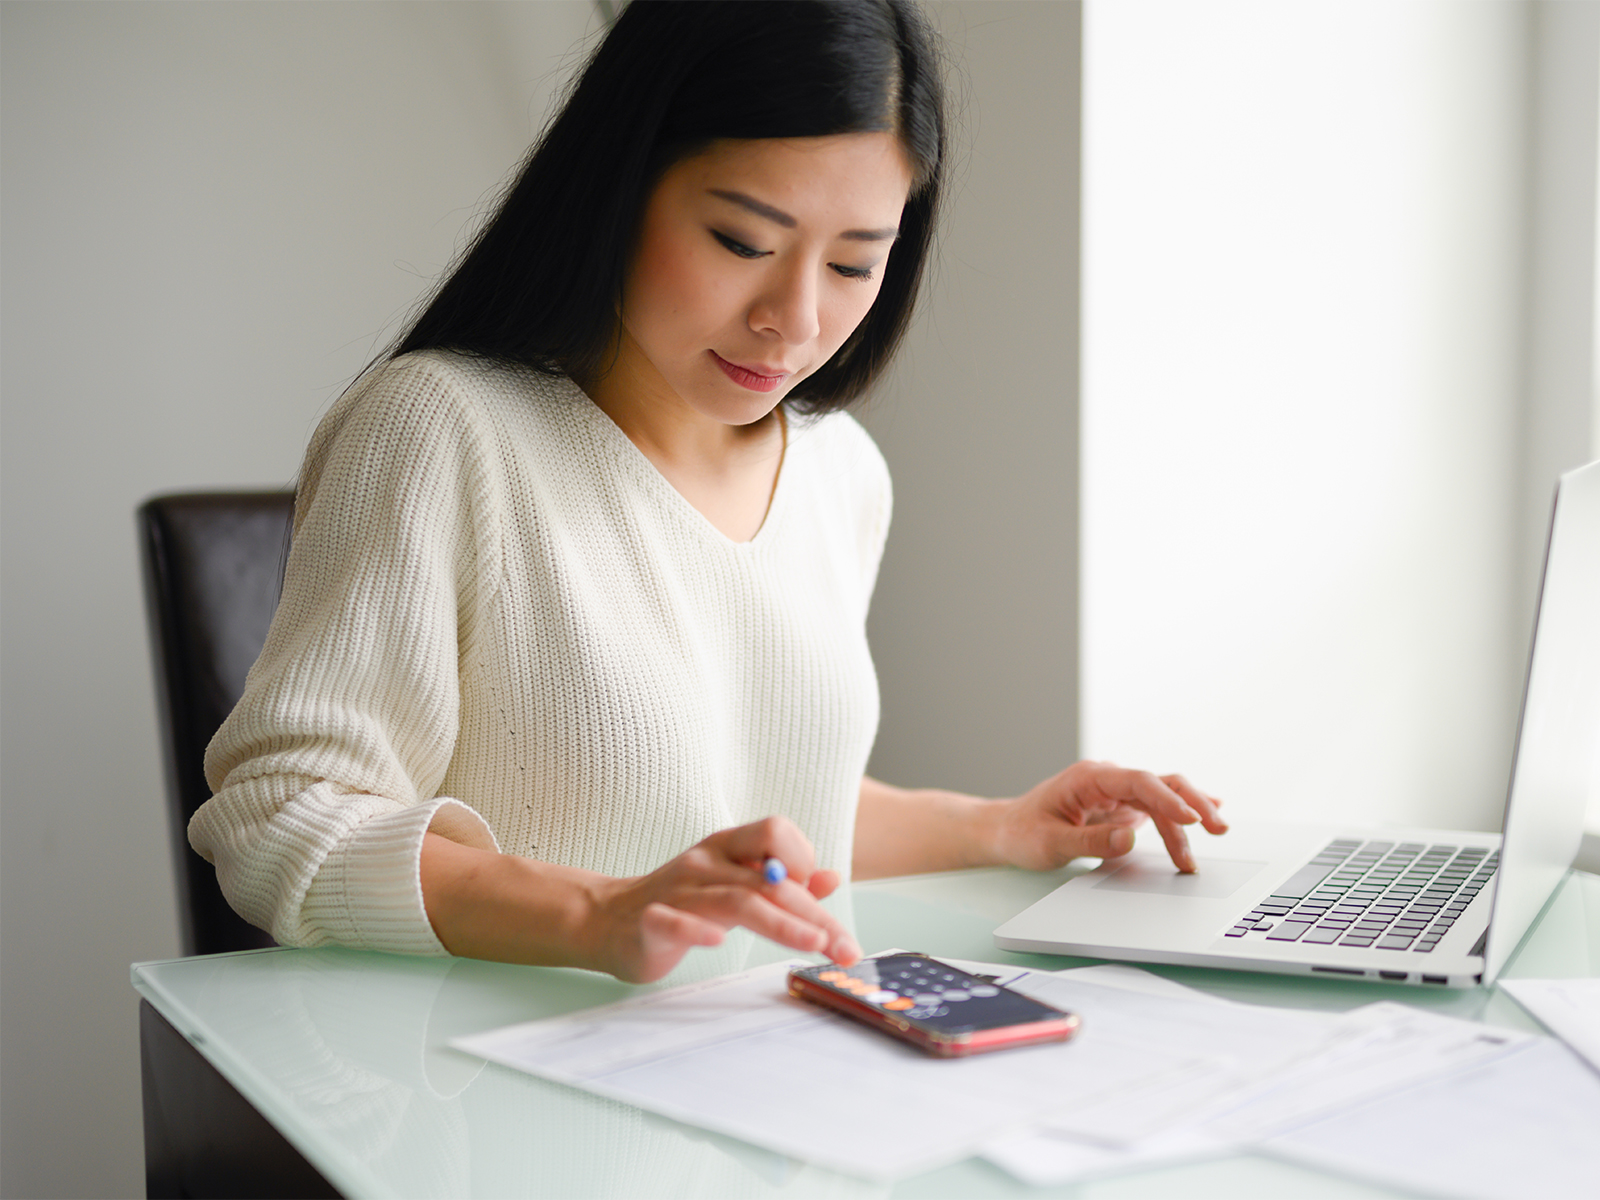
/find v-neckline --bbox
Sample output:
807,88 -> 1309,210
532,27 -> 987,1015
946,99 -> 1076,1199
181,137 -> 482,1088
575,385 -> 791,550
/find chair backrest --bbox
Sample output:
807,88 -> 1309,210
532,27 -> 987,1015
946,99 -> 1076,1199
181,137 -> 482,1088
139,492 -> 294,956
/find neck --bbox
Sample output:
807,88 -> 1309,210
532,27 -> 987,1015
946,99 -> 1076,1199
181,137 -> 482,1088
582,335 -> 783,478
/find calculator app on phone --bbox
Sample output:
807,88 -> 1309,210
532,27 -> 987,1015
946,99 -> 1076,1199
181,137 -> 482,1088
788,954 -> 1079,1057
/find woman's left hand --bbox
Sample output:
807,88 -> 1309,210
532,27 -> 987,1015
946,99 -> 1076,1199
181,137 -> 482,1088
989,761 -> 1228,874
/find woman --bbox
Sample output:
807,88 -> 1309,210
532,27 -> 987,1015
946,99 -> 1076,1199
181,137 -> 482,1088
191,0 -> 1226,984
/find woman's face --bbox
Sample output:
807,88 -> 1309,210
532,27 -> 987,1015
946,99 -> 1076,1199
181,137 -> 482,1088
606,132 -> 914,427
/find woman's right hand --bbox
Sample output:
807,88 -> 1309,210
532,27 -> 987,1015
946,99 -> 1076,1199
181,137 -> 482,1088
588,816 -> 861,983
421,817 -> 860,983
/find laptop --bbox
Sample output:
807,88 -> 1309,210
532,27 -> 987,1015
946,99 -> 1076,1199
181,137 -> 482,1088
995,458 -> 1600,988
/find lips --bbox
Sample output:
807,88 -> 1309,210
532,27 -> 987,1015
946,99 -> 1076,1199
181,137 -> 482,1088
710,351 -> 792,394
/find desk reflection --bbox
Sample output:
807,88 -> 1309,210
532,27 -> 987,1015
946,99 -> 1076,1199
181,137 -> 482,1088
177,905 -> 883,1198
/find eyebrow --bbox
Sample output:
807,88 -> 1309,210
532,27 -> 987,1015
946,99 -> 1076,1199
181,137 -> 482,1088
708,189 -> 900,243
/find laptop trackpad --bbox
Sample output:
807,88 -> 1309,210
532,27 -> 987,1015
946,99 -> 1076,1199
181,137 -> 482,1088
1091,857 -> 1270,899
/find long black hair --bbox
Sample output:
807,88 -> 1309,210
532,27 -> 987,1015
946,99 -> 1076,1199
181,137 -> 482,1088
392,0 -> 946,414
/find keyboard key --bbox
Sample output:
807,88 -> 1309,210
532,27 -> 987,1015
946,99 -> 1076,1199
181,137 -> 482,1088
1341,935 -> 1376,947
1377,934 -> 1416,949
1225,927 -> 1249,937
1267,922 -> 1315,941
1266,861 -> 1343,899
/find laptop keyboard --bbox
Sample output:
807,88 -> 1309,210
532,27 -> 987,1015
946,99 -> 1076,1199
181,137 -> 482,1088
1223,839 -> 1499,953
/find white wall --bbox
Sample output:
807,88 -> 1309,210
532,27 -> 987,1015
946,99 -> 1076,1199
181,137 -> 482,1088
0,5 -> 596,1195
1081,0 -> 1597,836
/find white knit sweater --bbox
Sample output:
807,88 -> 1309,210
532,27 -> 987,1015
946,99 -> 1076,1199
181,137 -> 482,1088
190,351 -> 890,955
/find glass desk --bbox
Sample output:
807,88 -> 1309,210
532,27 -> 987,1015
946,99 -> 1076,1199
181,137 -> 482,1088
133,865 -> 1600,1199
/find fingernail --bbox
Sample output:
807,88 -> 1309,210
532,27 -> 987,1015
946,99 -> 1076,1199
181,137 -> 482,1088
1109,827 -> 1135,855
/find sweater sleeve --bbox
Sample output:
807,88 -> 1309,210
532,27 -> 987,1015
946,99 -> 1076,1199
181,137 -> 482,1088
189,356 -> 504,954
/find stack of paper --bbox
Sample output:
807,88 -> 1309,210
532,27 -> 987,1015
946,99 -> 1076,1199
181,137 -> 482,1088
1498,977 -> 1600,1074
984,972 -> 1538,1187
455,962 -> 1217,1180
452,957 -> 1599,1194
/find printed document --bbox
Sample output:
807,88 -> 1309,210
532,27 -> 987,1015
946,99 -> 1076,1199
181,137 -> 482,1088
455,956 -> 1507,1182
452,961 -> 1214,1180
1498,977 -> 1600,1075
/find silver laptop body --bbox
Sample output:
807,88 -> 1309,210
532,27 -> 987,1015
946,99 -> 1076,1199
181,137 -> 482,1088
995,459 -> 1600,988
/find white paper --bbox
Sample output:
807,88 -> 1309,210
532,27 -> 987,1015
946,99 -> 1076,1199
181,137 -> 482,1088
452,961 -> 1204,1181
982,1125 -> 1229,1188
1050,962 -> 1234,1004
977,988 -> 1534,1187
1263,1037 -> 1600,1200
1206,1003 -> 1531,1140
1498,977 -> 1600,1075
1004,970 -> 1351,1146
454,955 -> 1563,1189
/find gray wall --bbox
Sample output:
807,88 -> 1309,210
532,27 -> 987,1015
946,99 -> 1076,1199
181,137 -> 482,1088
1,5 -> 596,1196
862,2 -> 1082,799
0,3 -> 1076,1195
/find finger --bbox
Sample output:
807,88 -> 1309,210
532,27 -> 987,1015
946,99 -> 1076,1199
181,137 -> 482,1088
1123,770 -> 1204,829
640,901 -> 725,948
631,903 -> 726,984
1162,774 -> 1228,833
1034,820 -> 1136,868
765,879 -> 861,965
1148,811 -> 1197,873
807,868 -> 841,900
653,849 -> 856,961
709,816 -> 819,884
1094,824 -> 1137,859
674,884 -> 835,958
1086,809 -> 1147,829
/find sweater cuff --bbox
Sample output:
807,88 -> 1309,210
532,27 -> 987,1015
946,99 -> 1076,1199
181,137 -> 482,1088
301,798 -> 499,956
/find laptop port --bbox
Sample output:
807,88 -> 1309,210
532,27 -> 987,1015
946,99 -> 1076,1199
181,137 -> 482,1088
1422,974 -> 1448,985
1378,970 -> 1408,981
1311,966 -> 1365,976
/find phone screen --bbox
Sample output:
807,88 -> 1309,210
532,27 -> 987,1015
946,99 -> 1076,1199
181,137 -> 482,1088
788,953 -> 1079,1056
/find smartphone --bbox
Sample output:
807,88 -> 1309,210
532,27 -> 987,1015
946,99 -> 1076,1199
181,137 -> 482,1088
787,953 -> 1080,1058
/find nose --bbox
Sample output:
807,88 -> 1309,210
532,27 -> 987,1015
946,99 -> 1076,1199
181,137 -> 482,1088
748,259 -> 821,346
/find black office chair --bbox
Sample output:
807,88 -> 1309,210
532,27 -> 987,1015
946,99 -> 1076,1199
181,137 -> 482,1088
139,491 -> 295,956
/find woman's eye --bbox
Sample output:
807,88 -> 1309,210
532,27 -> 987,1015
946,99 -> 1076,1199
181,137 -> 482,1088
831,263 -> 875,282
711,230 -> 768,259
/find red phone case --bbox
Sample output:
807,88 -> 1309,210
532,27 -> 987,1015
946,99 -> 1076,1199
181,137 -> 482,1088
787,963 -> 1080,1057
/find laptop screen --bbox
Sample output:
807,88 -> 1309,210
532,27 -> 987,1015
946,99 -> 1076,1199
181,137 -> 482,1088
1486,459 -> 1600,982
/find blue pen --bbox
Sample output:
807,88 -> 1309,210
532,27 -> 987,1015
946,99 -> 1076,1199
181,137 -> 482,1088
762,856 -> 787,885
